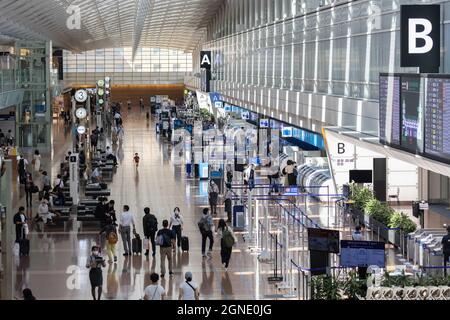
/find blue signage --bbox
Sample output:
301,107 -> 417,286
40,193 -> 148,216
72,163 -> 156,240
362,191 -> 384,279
209,92 -> 221,104
282,127 -> 293,138
340,240 -> 385,268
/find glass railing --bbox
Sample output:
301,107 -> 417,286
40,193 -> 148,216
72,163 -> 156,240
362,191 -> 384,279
0,69 -> 17,93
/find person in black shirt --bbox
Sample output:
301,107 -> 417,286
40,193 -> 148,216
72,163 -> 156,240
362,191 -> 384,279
13,207 -> 27,242
143,207 -> 158,257
156,220 -> 175,277
442,226 -> 450,276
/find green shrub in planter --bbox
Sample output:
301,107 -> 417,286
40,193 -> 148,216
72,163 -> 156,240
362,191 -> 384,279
389,212 -> 417,234
364,198 -> 392,226
350,184 -> 374,210
311,275 -> 341,300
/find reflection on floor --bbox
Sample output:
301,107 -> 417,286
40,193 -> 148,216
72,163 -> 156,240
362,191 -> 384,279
10,108 -> 281,300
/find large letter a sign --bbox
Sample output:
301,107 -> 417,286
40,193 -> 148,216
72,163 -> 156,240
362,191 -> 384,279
200,51 -> 211,69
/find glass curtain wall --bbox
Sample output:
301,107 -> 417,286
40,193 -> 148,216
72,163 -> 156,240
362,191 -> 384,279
63,48 -> 192,84
202,0 -> 438,101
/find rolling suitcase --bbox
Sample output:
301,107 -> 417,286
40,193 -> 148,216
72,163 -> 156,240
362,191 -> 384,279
181,236 -> 189,252
132,234 -> 142,255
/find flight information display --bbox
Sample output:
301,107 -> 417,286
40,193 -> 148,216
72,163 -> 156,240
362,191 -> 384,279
425,77 -> 450,161
379,75 -> 400,145
400,76 -> 422,152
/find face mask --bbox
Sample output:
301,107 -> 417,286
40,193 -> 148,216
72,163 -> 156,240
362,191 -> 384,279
92,251 -> 99,256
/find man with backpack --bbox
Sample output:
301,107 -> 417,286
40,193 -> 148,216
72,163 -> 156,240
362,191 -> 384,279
100,220 -> 118,263
143,207 -> 158,257
17,155 -> 28,184
198,208 -> 214,258
156,220 -> 175,277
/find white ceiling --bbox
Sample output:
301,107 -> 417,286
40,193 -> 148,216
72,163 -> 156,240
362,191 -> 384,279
0,0 -> 224,53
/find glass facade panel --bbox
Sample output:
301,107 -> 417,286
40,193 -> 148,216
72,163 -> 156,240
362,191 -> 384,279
63,47 -> 192,84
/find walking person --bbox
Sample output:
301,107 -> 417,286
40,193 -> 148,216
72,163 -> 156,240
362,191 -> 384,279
143,207 -> 158,257
119,205 -> 136,256
224,184 -> 233,223
85,245 -> 106,300
127,99 -> 131,110
133,153 -> 140,168
13,206 -> 27,242
169,207 -> 183,250
6,129 -> 13,146
156,219 -> 175,277
17,155 -> 28,184
32,149 -> 41,173
208,180 -> 219,215
217,219 -> 237,270
441,226 -> 450,276
178,271 -> 199,300
24,172 -> 34,207
198,208 -> 214,258
143,273 -> 166,300
100,219 -> 118,264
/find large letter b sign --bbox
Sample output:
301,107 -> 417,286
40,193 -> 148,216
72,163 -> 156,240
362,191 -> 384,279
401,5 -> 440,73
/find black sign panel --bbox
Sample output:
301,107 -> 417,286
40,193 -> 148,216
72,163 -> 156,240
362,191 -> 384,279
400,5 -> 440,73
200,51 -> 211,69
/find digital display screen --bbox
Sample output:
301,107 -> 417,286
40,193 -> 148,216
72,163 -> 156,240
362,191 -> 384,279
400,76 -> 422,152
379,75 -> 401,145
340,240 -> 385,268
307,228 -> 340,253
424,77 -> 450,162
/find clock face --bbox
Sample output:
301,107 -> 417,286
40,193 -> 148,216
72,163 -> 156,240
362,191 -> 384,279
98,99 -> 104,105
97,80 -> 105,87
75,107 -> 87,119
74,89 -> 88,103
98,88 -> 104,96
77,125 -> 86,135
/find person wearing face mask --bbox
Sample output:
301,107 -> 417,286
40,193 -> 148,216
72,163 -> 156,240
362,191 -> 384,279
86,245 -> 106,300
169,207 -> 184,251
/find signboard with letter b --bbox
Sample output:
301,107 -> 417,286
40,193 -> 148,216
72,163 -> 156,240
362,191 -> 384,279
400,5 -> 440,73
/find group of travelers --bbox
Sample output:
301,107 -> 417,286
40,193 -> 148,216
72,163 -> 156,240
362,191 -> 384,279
83,201 -> 237,300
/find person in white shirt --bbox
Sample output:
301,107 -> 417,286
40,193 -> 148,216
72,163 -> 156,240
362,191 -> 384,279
119,205 -> 135,256
169,207 -> 184,250
38,199 -> 51,223
54,174 -> 64,189
91,167 -> 101,183
352,225 -> 364,241
143,273 -> 166,300
179,271 -> 199,300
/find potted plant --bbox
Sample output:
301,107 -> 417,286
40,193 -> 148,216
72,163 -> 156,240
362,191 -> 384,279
342,270 -> 366,300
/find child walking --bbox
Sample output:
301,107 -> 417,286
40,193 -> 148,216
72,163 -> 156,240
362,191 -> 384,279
134,153 -> 140,168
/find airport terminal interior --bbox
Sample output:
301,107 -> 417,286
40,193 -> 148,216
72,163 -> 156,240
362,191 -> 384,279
1,0 -> 450,301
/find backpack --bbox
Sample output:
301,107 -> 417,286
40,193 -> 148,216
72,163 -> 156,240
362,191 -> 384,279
156,230 -> 171,246
222,228 -> 235,248
18,159 -> 25,171
197,216 -> 210,233
107,231 -> 118,244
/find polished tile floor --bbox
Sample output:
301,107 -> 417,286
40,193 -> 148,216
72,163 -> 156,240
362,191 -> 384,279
8,107 -> 281,300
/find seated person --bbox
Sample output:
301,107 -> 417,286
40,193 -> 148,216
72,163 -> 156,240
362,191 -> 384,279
105,146 -> 117,165
36,199 -> 60,225
90,167 -> 101,183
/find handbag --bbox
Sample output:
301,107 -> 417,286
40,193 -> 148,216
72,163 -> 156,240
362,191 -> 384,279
31,185 -> 39,193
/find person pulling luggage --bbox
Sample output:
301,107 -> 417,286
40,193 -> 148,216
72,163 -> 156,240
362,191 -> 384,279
169,207 -> 184,251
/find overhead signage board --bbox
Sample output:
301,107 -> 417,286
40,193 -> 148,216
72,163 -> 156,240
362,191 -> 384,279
400,5 -> 441,73
259,118 -> 269,128
281,127 -> 293,138
200,51 -> 212,69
